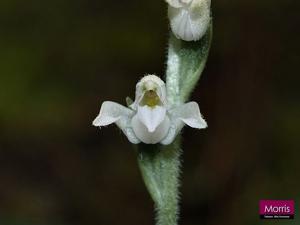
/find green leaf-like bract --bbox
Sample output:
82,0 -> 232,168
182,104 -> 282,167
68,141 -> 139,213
166,25 -> 212,106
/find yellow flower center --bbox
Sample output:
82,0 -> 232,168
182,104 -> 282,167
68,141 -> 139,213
140,90 -> 161,108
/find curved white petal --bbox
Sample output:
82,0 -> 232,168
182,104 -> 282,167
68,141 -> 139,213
160,123 -> 178,145
132,115 -> 170,144
92,101 -> 130,126
161,102 -> 207,145
92,101 -> 140,144
137,105 -> 167,132
171,101 -> 207,128
122,127 -> 141,144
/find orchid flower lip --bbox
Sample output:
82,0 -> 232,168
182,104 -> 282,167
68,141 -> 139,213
93,75 -> 207,145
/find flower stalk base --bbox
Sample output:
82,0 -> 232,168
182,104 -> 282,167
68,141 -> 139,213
138,138 -> 182,225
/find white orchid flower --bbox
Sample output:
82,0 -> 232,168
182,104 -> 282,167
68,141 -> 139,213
92,75 -> 207,145
166,0 -> 211,41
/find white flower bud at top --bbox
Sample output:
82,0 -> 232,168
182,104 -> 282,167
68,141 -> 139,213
166,0 -> 211,41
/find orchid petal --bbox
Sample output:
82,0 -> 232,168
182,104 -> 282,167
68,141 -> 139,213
93,101 -> 140,144
132,75 -> 167,110
137,105 -> 167,132
160,123 -> 179,145
161,102 -> 207,145
170,101 -> 207,128
132,115 -> 170,144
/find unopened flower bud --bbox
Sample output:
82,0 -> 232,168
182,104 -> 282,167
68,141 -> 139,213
166,0 -> 211,41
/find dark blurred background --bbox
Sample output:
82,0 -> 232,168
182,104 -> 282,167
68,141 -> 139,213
0,0 -> 299,225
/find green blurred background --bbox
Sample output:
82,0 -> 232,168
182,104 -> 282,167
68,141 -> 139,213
0,0 -> 299,225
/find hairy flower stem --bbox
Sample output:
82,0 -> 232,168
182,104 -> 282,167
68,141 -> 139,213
138,138 -> 181,225
137,24 -> 212,225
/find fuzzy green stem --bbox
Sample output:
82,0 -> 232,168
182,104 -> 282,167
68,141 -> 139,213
137,23 -> 212,225
137,138 -> 181,225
